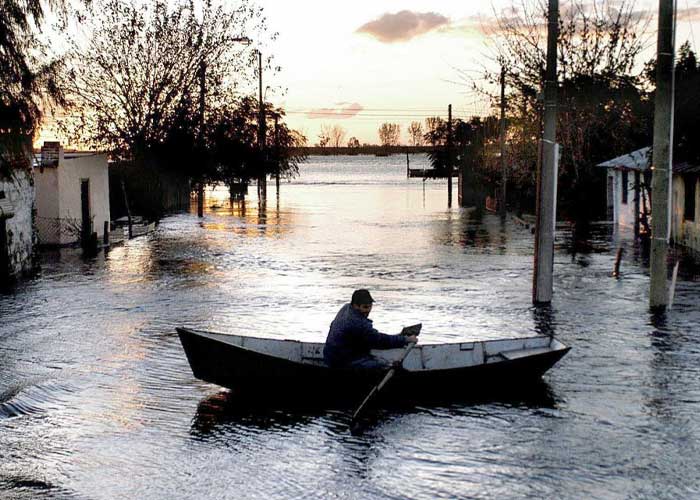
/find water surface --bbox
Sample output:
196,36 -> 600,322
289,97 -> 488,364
1,154 -> 699,499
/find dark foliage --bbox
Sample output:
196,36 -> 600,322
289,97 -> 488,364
0,0 -> 70,177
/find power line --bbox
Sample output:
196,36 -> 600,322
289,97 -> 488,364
685,0 -> 697,50
284,112 -> 486,118
285,105 -> 482,113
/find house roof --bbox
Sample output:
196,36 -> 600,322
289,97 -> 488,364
597,147 -> 651,171
674,162 -> 700,174
597,147 -> 700,174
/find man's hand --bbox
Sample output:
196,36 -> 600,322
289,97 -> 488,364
405,335 -> 418,344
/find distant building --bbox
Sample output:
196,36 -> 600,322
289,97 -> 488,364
34,142 -> 111,246
597,147 -> 700,253
1,168 -> 35,280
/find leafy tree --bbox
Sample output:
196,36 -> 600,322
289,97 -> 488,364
424,117 -> 445,147
347,137 -> 360,148
478,0 -> 652,218
673,42 -> 700,164
645,41 -> 700,164
206,97 -> 306,195
425,116 -> 498,178
0,0 -> 72,176
266,108 -> 307,181
62,0 -> 266,164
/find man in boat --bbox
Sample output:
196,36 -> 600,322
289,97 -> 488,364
323,289 -> 418,370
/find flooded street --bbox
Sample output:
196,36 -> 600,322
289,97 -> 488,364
1,154 -> 700,499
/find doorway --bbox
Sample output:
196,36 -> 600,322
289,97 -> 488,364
606,175 -> 615,221
80,179 -> 91,244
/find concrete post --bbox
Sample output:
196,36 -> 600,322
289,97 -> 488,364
533,0 -> 559,305
649,0 -> 676,310
447,104 -> 453,208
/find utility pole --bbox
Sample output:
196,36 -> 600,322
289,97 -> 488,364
533,0 -> 559,305
257,50 -> 267,202
274,115 -> 280,197
650,0 -> 676,310
447,104 -> 453,208
197,61 -> 206,218
499,65 -> 507,217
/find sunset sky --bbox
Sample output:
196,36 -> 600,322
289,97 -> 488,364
37,0 -> 700,148
256,0 -> 700,146
257,0 -> 512,145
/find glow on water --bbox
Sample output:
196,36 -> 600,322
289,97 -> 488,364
1,154 -> 699,499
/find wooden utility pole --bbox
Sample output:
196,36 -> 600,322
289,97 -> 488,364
257,50 -> 267,202
650,0 -> 677,310
533,0 -> 559,305
197,61 -> 206,218
447,104 -> 453,208
499,66 -> 507,216
274,115 -> 280,196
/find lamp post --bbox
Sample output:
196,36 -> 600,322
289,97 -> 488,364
196,37 -> 251,217
257,50 -> 267,202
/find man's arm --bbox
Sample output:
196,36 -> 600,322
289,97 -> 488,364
362,325 -> 411,350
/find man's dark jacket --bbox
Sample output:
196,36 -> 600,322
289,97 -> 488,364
323,303 -> 407,367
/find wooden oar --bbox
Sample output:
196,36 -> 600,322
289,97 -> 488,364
350,341 -> 417,428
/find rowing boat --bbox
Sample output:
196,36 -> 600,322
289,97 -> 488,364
177,327 -> 570,399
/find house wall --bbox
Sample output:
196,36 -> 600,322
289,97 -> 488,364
672,174 -> 700,252
610,170 -> 637,228
57,154 -> 110,245
34,166 -> 60,244
0,170 -> 35,278
35,152 -> 111,245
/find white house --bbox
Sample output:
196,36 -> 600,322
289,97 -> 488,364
671,161 -> 700,252
34,142 -> 111,246
598,147 -> 700,253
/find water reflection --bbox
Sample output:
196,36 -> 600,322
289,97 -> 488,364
189,379 -> 560,440
190,390 -> 325,438
646,311 -> 698,422
533,304 -> 557,338
199,192 -> 293,239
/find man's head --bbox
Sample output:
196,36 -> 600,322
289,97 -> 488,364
351,289 -> 374,318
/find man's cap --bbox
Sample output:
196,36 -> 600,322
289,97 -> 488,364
351,289 -> 374,305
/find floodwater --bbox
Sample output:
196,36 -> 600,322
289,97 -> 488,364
1,154 -> 699,499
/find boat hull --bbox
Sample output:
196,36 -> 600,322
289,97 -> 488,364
177,328 -> 570,400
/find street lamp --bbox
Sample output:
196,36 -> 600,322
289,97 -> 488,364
196,36 -> 252,217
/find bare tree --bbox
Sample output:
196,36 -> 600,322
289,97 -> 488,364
407,121 -> 424,146
378,123 -> 400,147
318,124 -> 331,147
328,124 -> 346,148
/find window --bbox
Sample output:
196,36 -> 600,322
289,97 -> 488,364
621,170 -> 629,205
684,175 -> 696,221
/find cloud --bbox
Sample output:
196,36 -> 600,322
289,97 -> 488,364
306,102 -> 363,120
356,10 -> 450,43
